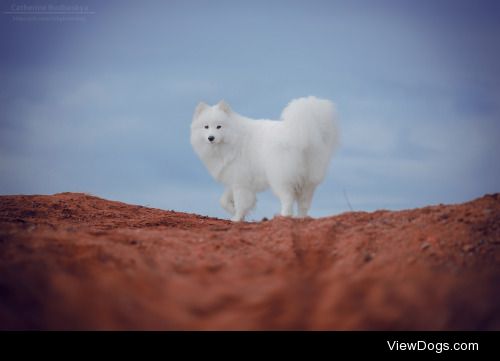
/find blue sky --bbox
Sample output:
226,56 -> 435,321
1,0 -> 499,220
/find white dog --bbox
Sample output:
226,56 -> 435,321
190,96 -> 339,221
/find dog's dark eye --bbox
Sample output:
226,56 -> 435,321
204,125 -> 209,129
216,125 -> 222,129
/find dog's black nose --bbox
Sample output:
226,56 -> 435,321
208,136 -> 215,142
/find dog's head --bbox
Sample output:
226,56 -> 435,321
190,100 -> 233,146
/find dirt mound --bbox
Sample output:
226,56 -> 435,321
0,192 -> 499,330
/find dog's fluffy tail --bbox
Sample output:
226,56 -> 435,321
281,96 -> 339,154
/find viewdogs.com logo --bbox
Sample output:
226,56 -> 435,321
4,3 -> 95,22
387,340 -> 479,354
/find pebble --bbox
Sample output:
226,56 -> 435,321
421,242 -> 430,250
462,244 -> 474,252
363,253 -> 373,262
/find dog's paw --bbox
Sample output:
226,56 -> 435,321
294,214 -> 312,220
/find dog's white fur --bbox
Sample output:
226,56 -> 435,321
190,96 -> 339,221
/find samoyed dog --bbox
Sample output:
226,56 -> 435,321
190,96 -> 339,222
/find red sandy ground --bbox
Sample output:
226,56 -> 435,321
0,192 -> 499,330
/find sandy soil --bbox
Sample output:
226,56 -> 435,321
0,192 -> 499,330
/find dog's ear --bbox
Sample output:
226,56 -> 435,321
217,100 -> 231,114
194,102 -> 209,117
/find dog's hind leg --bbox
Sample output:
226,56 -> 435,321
271,185 -> 295,217
231,188 -> 256,222
220,188 -> 235,216
297,184 -> 316,218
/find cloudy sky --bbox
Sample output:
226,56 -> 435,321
1,0 -> 499,220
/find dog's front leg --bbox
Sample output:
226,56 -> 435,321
231,188 -> 256,222
220,188 -> 235,216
